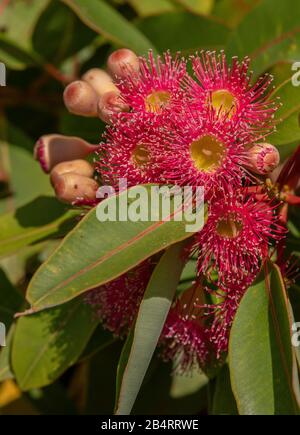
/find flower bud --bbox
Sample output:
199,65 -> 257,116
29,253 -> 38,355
108,49 -> 140,78
246,143 -> 280,175
98,91 -> 130,123
50,160 -> 94,186
52,173 -> 98,204
34,134 -> 97,173
63,80 -> 98,117
82,68 -> 117,96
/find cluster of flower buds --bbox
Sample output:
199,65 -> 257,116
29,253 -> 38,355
64,48 -> 139,122
34,49 -> 141,204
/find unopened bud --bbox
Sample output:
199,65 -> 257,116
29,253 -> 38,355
52,173 -> 98,204
34,134 -> 97,173
50,160 -> 94,186
98,91 -> 130,123
246,143 -> 280,175
108,49 -> 140,78
82,68 -> 117,96
63,80 -> 98,117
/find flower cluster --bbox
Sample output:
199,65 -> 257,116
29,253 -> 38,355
87,50 -> 285,371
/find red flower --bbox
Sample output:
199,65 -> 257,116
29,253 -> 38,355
96,113 -> 168,188
195,190 -> 285,285
117,51 -> 187,115
187,50 -> 278,136
85,260 -> 155,337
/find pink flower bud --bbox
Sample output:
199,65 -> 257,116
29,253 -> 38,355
98,91 -> 130,123
50,160 -> 94,186
82,68 -> 117,96
246,143 -> 280,175
52,173 -> 98,204
63,80 -> 98,117
107,49 -> 140,78
34,134 -> 98,173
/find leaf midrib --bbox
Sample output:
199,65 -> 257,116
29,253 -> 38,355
30,212 -> 191,308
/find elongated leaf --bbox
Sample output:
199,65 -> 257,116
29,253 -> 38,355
79,325 -> 115,362
83,342 -> 123,415
173,0 -> 214,15
0,197 -> 79,259
0,0 -> 49,69
211,364 -> 238,415
0,269 -> 23,328
32,1 -> 95,64
229,261 -> 300,415
26,185 -> 204,311
212,0 -> 260,29
0,0 -> 49,48
269,78 -> 300,146
115,241 -> 187,415
0,36 -> 39,70
226,0 -> 300,75
12,298 -> 98,391
128,0 -> 176,17
287,284 -> 300,370
171,368 -> 208,399
0,270 -> 23,382
62,0 -> 156,54
0,120 -> 52,214
0,326 -> 15,382
132,361 -> 208,414
137,12 -> 229,53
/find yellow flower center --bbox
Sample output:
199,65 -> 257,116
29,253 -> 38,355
190,135 -> 226,172
211,89 -> 237,117
145,90 -> 171,113
132,143 -> 151,167
216,213 -> 243,239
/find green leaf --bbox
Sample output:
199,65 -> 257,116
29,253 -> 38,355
132,361 -> 208,414
12,298 -> 98,391
229,261 -> 300,415
170,367 -> 208,399
0,0 -> 49,48
0,0 -> 49,69
79,325 -> 116,362
269,78 -> 300,146
115,241 -> 187,415
0,325 -> 15,382
0,196 -> 79,259
173,0 -> 214,15
226,0 -> 300,76
289,285 -> 300,324
83,341 -> 123,414
32,1 -> 95,65
0,36 -> 39,70
212,0 -> 260,29
0,120 -> 52,214
177,256 -> 197,293
26,185 -> 204,311
211,364 -> 238,415
128,0 -> 176,17
0,270 -> 24,383
62,0 -> 156,54
0,269 -> 23,328
59,111 -> 106,145
137,12 -> 229,54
